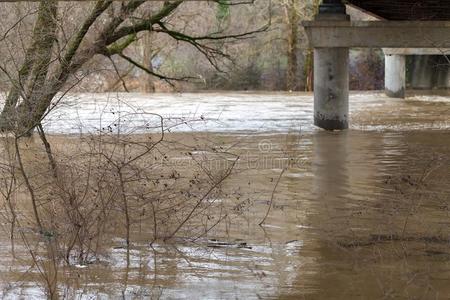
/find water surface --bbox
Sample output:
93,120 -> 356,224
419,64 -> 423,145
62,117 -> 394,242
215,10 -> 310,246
1,92 -> 449,299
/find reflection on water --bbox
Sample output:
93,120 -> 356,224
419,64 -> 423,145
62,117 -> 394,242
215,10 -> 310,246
1,92 -> 450,299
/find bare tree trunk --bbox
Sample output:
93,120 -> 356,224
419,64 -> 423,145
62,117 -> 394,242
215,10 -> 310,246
303,0 -> 320,92
285,0 -> 299,91
0,0 -> 57,133
140,32 -> 155,93
304,49 -> 314,92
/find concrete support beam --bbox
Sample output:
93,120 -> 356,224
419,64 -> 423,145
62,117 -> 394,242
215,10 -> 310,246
314,48 -> 349,130
303,21 -> 450,48
383,48 -> 450,55
385,54 -> 406,98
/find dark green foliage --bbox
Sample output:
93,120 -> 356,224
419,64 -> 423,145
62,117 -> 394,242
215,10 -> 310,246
216,0 -> 231,22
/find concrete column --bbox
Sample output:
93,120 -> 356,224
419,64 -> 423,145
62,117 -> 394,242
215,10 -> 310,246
314,47 -> 349,130
312,0 -> 349,131
385,54 -> 406,98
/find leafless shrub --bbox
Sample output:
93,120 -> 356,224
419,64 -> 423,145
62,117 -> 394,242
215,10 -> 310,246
0,107 -> 241,298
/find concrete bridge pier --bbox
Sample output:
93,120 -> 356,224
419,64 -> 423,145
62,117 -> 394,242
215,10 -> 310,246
383,49 -> 450,97
314,48 -> 349,130
385,54 -> 406,98
314,0 -> 350,130
304,1 -> 450,131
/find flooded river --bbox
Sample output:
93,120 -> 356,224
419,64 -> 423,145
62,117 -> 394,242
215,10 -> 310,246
1,92 -> 450,299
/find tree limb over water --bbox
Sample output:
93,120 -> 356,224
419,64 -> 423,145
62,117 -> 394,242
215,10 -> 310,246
0,0 -> 268,135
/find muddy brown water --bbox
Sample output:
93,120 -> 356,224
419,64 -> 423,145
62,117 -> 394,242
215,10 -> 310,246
0,92 -> 450,299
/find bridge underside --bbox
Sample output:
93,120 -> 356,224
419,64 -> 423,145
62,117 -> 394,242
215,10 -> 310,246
347,0 -> 450,21
303,0 -> 450,130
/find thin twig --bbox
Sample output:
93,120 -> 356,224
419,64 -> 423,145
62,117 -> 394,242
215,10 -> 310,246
259,168 -> 285,226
